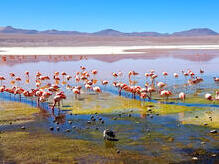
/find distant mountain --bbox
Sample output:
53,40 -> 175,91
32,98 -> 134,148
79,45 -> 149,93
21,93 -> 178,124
0,26 -> 218,36
172,28 -> 218,36
0,26 -> 38,34
93,29 -> 124,36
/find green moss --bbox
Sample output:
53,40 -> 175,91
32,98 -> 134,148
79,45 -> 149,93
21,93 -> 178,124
60,94 -> 207,116
0,130 -> 154,164
0,102 -> 39,125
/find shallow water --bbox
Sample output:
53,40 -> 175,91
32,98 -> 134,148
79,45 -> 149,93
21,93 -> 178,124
0,53 -> 219,163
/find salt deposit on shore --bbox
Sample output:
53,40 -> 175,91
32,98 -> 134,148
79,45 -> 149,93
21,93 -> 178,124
1,45 -> 219,55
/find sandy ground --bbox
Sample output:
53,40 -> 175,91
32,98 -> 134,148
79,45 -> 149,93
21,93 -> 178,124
1,45 -> 219,55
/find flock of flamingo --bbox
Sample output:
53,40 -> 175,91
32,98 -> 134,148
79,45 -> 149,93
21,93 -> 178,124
0,66 -> 219,112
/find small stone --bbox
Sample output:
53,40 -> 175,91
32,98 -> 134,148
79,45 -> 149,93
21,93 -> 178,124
212,154 -> 216,157
21,126 -> 25,130
72,126 -> 76,129
116,150 -> 120,154
192,157 -> 198,160
50,127 -> 54,131
87,121 -> 91,124
56,127 -> 60,131
201,142 -> 206,144
68,121 -> 72,124
150,115 -> 153,118
65,129 -> 70,132
210,130 -> 217,134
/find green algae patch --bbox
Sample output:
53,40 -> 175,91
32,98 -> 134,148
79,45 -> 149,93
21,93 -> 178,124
0,130 -> 153,164
179,108 -> 219,128
61,93 -> 207,115
0,101 -> 39,125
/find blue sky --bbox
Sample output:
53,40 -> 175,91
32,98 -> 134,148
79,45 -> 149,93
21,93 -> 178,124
0,0 -> 218,33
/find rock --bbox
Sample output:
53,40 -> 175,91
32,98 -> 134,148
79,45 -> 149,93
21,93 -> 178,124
50,127 -> 54,131
65,129 -> 70,132
87,121 -> 91,124
201,142 -> 206,144
72,126 -> 76,129
21,126 -> 25,130
210,130 -> 217,134
113,117 -> 117,120
192,157 -> 198,160
150,115 -> 153,118
212,154 -> 216,157
56,127 -> 60,131
103,129 -> 117,141
68,121 -> 72,124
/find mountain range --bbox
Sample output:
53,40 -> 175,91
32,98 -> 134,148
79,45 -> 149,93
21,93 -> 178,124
0,26 -> 218,36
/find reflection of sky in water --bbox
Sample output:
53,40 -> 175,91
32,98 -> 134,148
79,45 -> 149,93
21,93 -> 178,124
0,57 -> 218,92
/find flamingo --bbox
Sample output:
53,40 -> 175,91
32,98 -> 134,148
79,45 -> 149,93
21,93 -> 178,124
179,92 -> 186,101
162,72 -> 168,77
72,88 -> 80,98
93,86 -> 101,94
215,91 -> 219,100
213,77 -> 219,82
160,90 -> 172,101
52,92 -> 66,110
0,76 -> 6,86
174,73 -> 179,78
157,82 -> 166,89
205,93 -> 213,101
